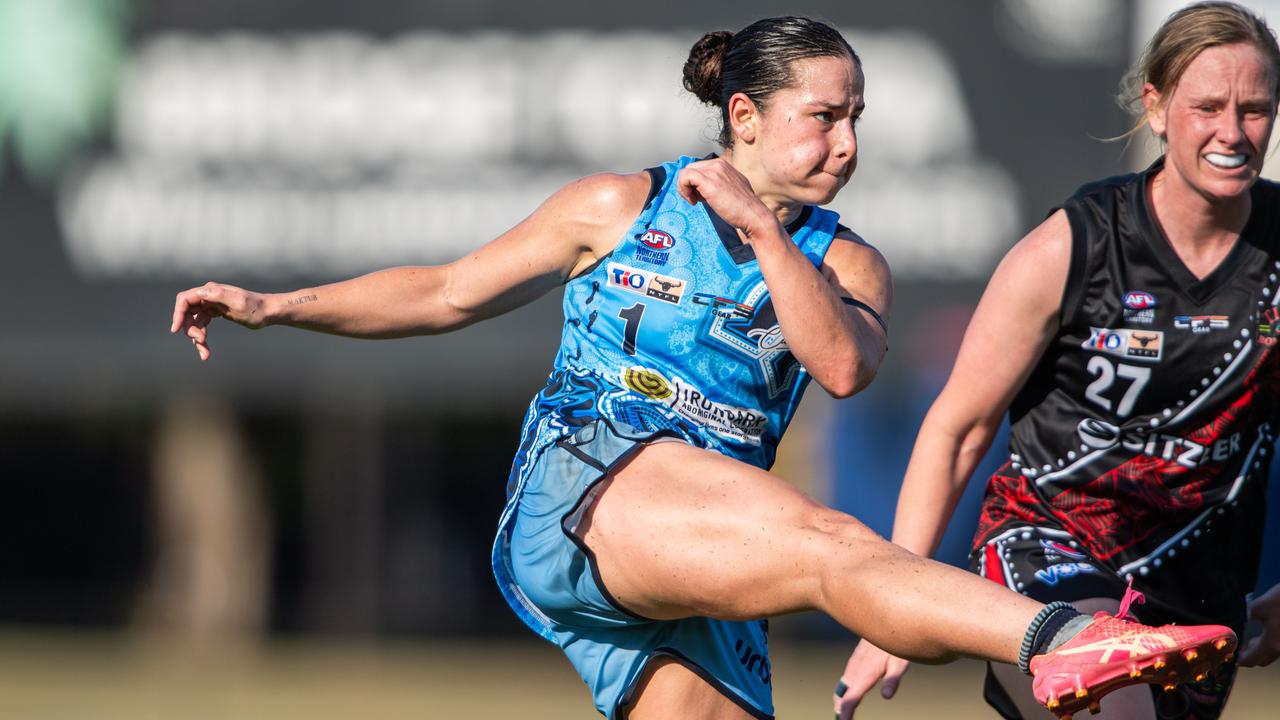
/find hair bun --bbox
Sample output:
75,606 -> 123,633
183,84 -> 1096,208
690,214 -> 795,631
683,30 -> 733,105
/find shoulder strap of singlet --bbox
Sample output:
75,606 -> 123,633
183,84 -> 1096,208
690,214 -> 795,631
642,165 -> 667,212
1058,199 -> 1092,330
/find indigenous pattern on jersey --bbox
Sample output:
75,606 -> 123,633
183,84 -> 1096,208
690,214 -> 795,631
973,158 -> 1280,626
493,155 -> 841,641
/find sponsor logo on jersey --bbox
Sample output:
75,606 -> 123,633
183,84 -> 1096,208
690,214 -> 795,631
1082,327 -> 1163,361
1034,561 -> 1098,586
1075,417 -> 1246,469
621,366 -> 767,445
734,638 -> 772,686
1122,291 -> 1157,324
1039,539 -> 1086,560
1174,315 -> 1230,333
693,293 -> 753,319
607,262 -> 688,304
1259,307 -> 1279,346
634,229 -> 675,265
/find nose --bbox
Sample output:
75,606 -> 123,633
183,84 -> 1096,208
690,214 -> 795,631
832,118 -> 857,161
1217,106 -> 1246,146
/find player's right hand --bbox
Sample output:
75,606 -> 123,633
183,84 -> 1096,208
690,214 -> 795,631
171,281 -> 267,361
833,639 -> 910,719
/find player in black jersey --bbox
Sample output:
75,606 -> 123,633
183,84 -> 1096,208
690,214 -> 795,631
836,3 -> 1280,720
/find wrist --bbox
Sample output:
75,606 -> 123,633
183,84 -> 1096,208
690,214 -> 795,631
259,293 -> 286,327
742,212 -> 786,246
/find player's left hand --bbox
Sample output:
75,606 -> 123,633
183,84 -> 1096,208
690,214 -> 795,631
675,157 -> 779,240
1239,582 -> 1280,667
833,639 -> 910,719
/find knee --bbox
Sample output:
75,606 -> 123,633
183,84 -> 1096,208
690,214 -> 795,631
804,507 -> 892,558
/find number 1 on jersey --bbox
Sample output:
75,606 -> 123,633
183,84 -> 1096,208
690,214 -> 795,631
618,303 -> 646,355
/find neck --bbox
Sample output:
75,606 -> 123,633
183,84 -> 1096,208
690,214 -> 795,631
722,147 -> 804,227
1148,165 -> 1253,280
1149,166 -> 1251,250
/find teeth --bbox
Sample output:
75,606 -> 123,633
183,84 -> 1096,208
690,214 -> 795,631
1206,153 -> 1247,168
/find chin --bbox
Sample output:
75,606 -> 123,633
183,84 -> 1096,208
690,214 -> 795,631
803,179 -> 846,206
1198,175 -> 1257,202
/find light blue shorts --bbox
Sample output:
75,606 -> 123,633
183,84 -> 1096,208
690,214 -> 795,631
495,418 -> 774,719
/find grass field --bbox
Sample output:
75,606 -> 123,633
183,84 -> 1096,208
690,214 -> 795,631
2,629 -> 1277,718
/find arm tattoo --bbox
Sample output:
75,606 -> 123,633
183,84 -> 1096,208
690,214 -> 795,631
286,294 -> 319,306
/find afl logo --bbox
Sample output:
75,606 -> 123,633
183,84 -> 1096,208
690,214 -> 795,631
640,230 -> 675,250
1123,291 -> 1157,310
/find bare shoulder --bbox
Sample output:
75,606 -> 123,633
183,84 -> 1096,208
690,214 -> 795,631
1003,208 -> 1071,270
827,229 -> 891,281
980,209 -> 1072,325
823,229 -> 892,312
538,171 -> 654,263
547,171 -> 653,227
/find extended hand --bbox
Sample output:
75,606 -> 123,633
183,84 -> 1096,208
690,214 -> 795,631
833,639 -> 910,719
170,282 -> 268,361
1240,583 -> 1280,667
675,158 -> 778,240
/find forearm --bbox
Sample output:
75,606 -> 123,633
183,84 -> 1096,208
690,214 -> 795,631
266,265 -> 467,338
890,410 -> 1000,557
749,224 -> 881,396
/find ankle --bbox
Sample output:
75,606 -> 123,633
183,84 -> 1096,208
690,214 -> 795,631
1019,602 -> 1085,674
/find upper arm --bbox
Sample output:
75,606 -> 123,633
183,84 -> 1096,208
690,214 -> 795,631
441,171 -> 652,322
932,209 -> 1073,430
822,231 -> 893,337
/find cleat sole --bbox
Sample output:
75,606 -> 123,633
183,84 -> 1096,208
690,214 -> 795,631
1036,633 -> 1238,719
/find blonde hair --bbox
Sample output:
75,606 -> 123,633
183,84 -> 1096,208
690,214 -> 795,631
1119,1 -> 1280,138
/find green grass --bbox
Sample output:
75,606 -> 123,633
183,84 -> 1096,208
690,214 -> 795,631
0,629 -> 1275,718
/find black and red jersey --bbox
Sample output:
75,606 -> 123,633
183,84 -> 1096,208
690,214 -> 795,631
974,158 -> 1280,624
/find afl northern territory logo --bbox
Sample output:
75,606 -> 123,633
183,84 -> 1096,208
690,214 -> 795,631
640,230 -> 675,250
635,229 -> 676,265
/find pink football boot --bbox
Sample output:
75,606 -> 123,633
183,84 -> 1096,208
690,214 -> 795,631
1028,583 -> 1236,719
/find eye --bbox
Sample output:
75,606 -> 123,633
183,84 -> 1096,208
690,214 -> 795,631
814,111 -> 834,123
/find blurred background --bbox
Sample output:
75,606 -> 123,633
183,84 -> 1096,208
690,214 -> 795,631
1,0 -> 1278,717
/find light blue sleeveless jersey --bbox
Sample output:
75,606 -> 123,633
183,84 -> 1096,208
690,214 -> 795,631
493,155 -> 842,644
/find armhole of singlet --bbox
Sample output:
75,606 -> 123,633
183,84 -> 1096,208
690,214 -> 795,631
1058,202 -> 1090,329
642,166 -> 667,212
568,166 -> 669,279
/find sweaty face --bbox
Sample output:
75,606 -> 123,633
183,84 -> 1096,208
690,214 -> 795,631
752,55 -> 864,206
1147,43 -> 1278,203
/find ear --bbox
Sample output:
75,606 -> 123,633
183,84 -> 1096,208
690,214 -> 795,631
1142,82 -> 1167,138
727,92 -> 759,144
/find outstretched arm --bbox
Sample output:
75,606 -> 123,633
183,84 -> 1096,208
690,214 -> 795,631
835,210 -> 1071,718
171,172 -> 651,360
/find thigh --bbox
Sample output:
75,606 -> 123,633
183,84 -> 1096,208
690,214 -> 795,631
579,440 -> 870,622
623,657 -> 758,720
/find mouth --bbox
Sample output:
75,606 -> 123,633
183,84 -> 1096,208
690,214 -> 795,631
1205,152 -> 1249,169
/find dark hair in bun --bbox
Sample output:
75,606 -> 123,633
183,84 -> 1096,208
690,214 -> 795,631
683,17 -> 859,147
682,31 -> 733,105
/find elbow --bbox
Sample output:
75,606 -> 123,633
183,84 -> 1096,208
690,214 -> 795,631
818,354 -> 880,399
